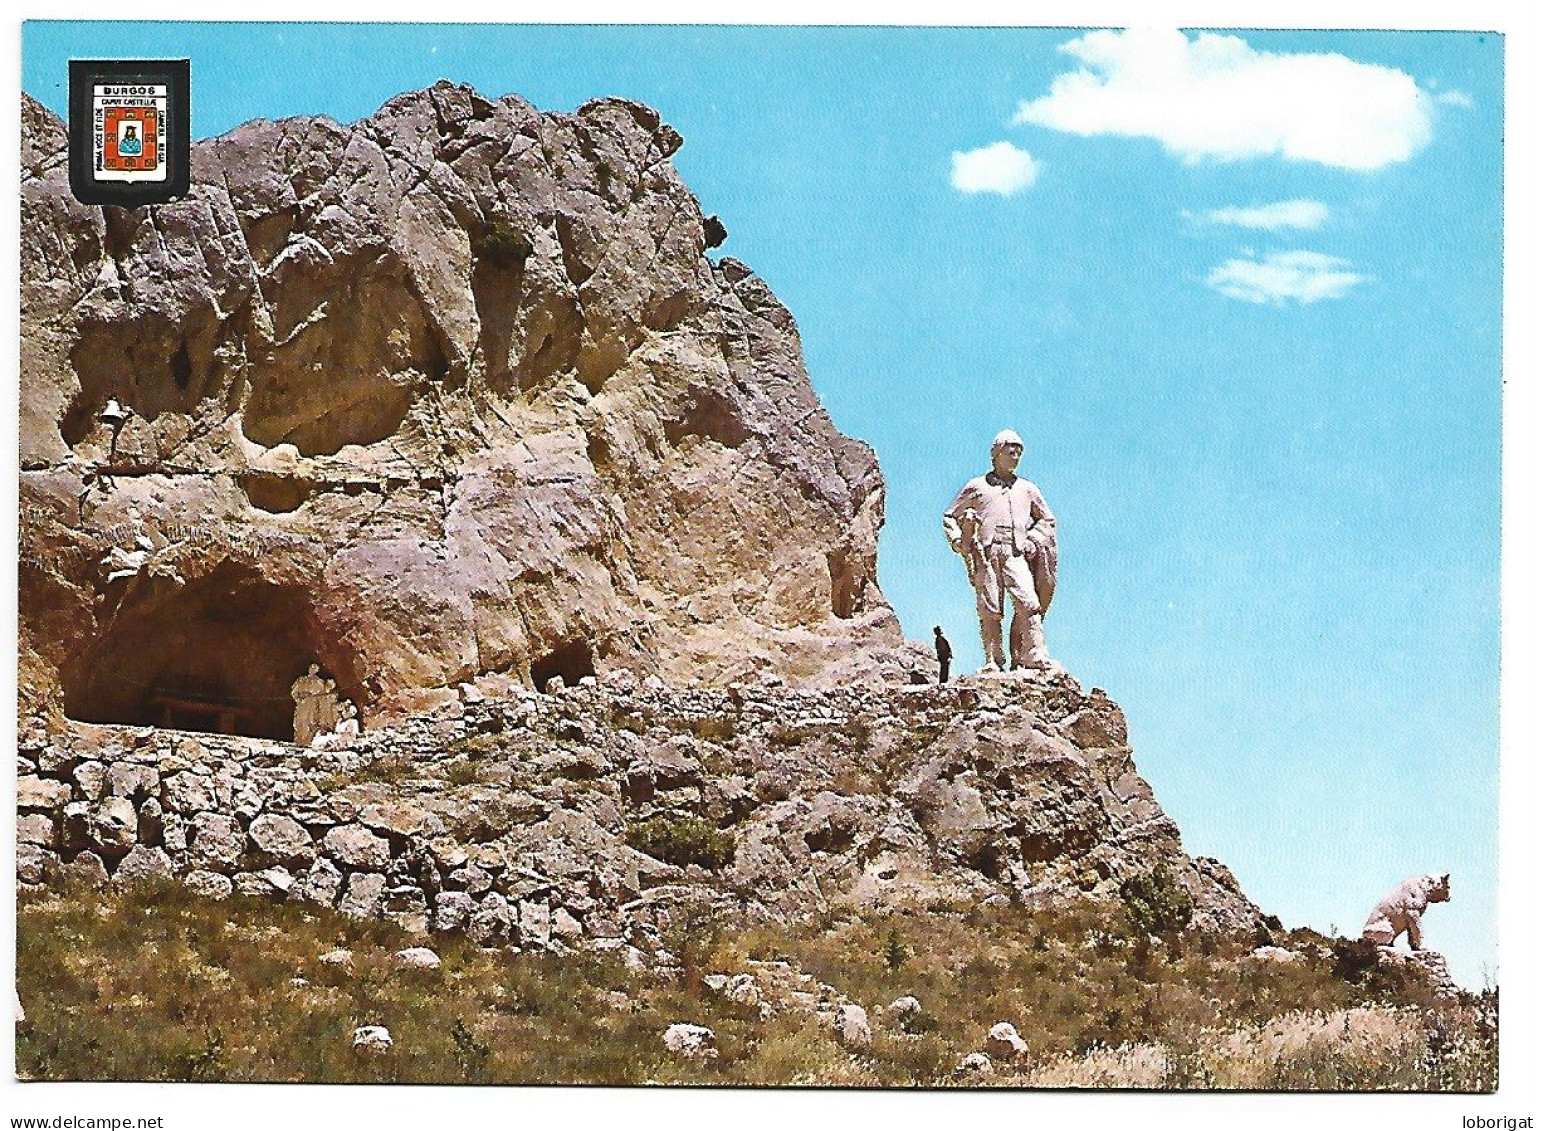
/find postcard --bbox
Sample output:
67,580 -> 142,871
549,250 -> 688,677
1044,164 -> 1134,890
14,17 -> 1513,1116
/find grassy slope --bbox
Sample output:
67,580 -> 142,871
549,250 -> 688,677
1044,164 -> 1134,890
15,882 -> 1497,1089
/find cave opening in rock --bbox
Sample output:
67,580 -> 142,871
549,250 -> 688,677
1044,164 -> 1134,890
531,639 -> 595,691
61,562 -> 348,741
238,471 -> 313,514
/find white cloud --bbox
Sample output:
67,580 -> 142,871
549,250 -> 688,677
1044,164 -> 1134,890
950,142 -> 1041,196
1200,199 -> 1330,232
1013,29 -> 1433,171
1437,90 -> 1475,108
1206,250 -> 1368,305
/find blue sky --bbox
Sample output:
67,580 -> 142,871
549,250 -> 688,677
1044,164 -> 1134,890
22,24 -> 1503,987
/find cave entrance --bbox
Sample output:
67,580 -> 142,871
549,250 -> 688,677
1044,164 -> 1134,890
62,562 -> 348,741
531,639 -> 595,692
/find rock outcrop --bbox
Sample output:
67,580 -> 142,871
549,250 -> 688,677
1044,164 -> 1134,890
16,673 -> 1263,944
20,84 -> 909,733
19,83 -> 1268,964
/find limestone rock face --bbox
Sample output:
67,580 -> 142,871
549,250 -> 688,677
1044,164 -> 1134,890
19,84 -> 907,732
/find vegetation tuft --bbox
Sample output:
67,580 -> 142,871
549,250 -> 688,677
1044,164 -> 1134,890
1119,864 -> 1196,938
624,815 -> 736,870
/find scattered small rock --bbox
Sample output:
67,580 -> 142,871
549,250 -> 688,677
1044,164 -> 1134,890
599,990 -> 632,1012
985,1021 -> 1029,1062
352,1025 -> 393,1052
662,1023 -> 716,1058
833,1003 -> 872,1048
1251,945 -> 1304,964
956,1052 -> 994,1077
394,946 -> 442,970
320,948 -> 354,967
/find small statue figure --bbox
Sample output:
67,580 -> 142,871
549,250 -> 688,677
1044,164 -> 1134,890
291,664 -> 342,746
933,625 -> 953,683
942,430 -> 1059,673
1361,873 -> 1451,951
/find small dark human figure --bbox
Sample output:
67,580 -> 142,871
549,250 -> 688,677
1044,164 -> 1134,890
934,625 -> 953,683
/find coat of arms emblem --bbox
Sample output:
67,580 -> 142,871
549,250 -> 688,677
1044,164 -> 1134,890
68,58 -> 189,206
96,89 -> 164,178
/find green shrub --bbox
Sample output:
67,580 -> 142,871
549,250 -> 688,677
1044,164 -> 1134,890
1119,865 -> 1195,938
624,815 -> 736,870
451,1017 -> 491,1075
1330,938 -> 1383,984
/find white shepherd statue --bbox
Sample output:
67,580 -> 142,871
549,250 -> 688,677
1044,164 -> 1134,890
943,429 -> 1059,673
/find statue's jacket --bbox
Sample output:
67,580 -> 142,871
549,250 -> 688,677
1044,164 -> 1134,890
943,472 -> 1059,615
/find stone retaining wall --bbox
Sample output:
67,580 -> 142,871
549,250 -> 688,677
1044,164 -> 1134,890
17,672 -> 1263,954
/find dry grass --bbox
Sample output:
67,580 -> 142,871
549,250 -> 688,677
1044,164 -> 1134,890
15,885 -> 1497,1089
16,884 -> 783,1085
1026,1041 -> 1171,1088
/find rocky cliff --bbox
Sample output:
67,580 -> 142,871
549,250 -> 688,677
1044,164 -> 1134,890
20,84 -> 909,731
